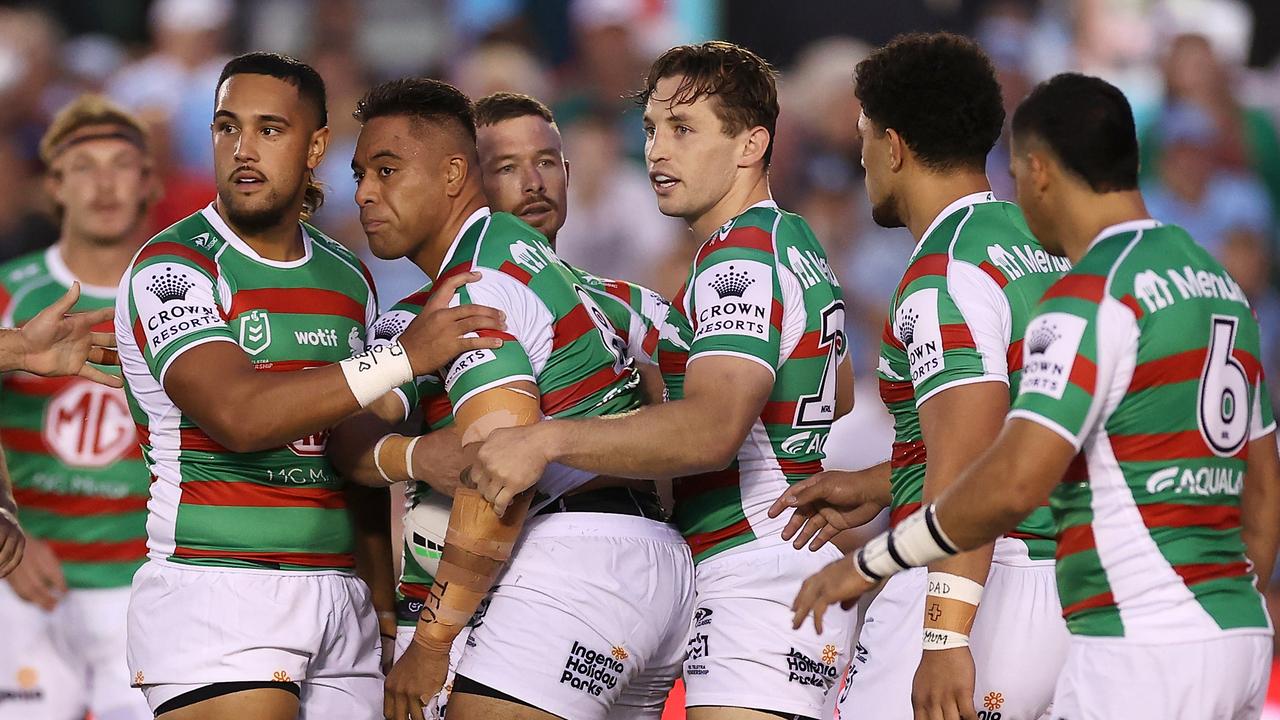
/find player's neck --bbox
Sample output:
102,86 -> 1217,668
418,186 -> 488,280
56,229 -> 143,288
213,197 -> 306,262
688,172 -> 772,241
1060,189 -> 1151,264
901,169 -> 991,242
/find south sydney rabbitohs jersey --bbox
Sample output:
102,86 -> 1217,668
116,205 -> 377,572
879,193 -> 1062,564
0,247 -> 148,588
1009,220 -> 1273,639
671,201 -> 846,563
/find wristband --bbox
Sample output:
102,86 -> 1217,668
373,434 -> 397,485
922,627 -> 970,650
339,341 -> 414,407
405,435 -> 421,482
926,572 -> 984,605
853,504 -> 960,582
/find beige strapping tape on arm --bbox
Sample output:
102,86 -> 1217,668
460,408 -> 519,446
434,559 -> 491,594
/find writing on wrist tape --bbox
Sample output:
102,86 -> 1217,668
339,341 -> 414,407
927,572 -> 984,605
922,627 -> 970,650
853,504 -> 960,583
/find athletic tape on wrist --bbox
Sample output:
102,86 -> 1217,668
854,504 -> 960,582
404,435 -> 421,482
434,560 -> 491,594
372,434 -> 397,485
926,572 -> 984,605
339,341 -> 414,407
922,628 -> 970,651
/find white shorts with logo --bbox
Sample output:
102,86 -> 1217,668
836,562 -> 1069,720
683,542 -> 857,719
0,581 -> 149,720
393,624 -> 470,719
1050,632 -> 1271,720
454,512 -> 695,720
127,561 -> 383,718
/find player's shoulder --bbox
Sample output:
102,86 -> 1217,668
303,222 -> 377,293
370,281 -> 433,345
132,211 -> 222,276
950,201 -> 1039,259
471,211 -> 559,279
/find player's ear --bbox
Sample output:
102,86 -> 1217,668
563,159 -> 570,189
307,126 -> 330,172
445,154 -> 469,198
884,127 -> 906,173
740,125 -> 770,169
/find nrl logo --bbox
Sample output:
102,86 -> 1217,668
239,309 -> 272,355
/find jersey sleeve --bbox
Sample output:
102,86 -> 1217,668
127,252 -> 234,384
1250,368 -> 1275,440
686,232 -> 782,376
442,269 -> 552,412
1009,288 -> 1135,450
895,259 -> 1010,407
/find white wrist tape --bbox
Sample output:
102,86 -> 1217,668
853,503 -> 960,582
926,572 -> 984,605
922,628 -> 970,650
404,435 -> 421,482
339,341 -> 414,408
373,434 -> 396,485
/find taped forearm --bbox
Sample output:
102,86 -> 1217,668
413,488 -> 532,650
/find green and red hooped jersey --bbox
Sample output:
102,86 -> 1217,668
1010,219 -> 1273,639
376,208 -> 655,620
668,200 -> 847,564
0,246 -> 148,588
878,193 -> 1065,565
116,204 -> 377,573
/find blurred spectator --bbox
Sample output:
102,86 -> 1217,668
453,42 -> 553,104
1139,33 -> 1280,229
556,109 -> 684,292
1143,103 -> 1273,259
975,2 -> 1035,201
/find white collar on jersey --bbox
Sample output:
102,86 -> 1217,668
434,206 -> 492,277
1086,218 -> 1162,253
913,190 -> 998,257
44,245 -> 118,298
199,203 -> 315,269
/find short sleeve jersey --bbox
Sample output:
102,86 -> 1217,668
879,193 -> 1066,564
669,200 -> 847,563
116,204 -> 377,572
1009,220 -> 1272,639
0,247 -> 148,588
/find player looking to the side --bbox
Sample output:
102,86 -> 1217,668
343,78 -> 693,720
793,72 -> 1280,720
777,33 -> 1070,720
469,41 -> 856,720
115,53 -> 501,720
0,94 -> 156,720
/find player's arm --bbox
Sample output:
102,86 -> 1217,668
153,271 -> 500,453
0,283 -> 119,386
345,482 -> 397,671
0,440 -> 22,577
1241,431 -> 1280,588
834,352 -> 854,420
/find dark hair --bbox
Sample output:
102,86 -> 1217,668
217,52 -> 328,128
636,41 -> 779,167
354,77 -> 477,142
217,52 -> 328,219
1011,73 -> 1139,193
854,32 -> 1004,172
474,92 -> 555,128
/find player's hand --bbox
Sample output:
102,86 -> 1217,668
4,537 -> 66,610
379,612 -> 399,676
470,424 -> 548,517
0,505 -> 25,578
384,638 -> 449,720
18,283 -> 121,387
399,272 -> 505,376
791,552 -> 876,633
768,465 -> 891,551
912,646 -> 978,720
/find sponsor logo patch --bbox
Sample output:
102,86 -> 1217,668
134,264 -> 222,352
896,288 -> 943,383
44,381 -> 134,467
1020,312 -> 1087,400
784,646 -> 838,688
445,348 -> 497,389
694,259 -> 772,343
560,640 -> 625,697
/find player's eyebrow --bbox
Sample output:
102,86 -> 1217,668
370,149 -> 403,162
490,148 -> 559,163
213,110 -> 293,127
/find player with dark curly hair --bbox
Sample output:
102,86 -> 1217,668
771,32 -> 1072,720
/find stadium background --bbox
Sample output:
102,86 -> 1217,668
4,0 -> 1280,716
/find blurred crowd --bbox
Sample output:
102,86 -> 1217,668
4,0 -> 1280,555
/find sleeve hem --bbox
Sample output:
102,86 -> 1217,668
450,375 -> 538,417
914,374 -> 1009,409
1006,409 -> 1082,450
157,335 -> 239,387
686,350 -> 777,379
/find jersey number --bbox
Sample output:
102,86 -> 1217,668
1198,315 -> 1250,457
574,286 -> 629,373
794,300 -> 846,427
